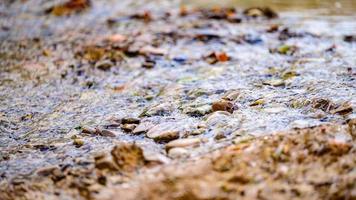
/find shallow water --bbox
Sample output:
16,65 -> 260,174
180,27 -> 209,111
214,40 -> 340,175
0,0 -> 355,187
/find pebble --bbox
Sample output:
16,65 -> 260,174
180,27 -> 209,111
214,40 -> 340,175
121,117 -> 141,124
73,139 -> 84,147
82,126 -> 96,134
263,79 -> 285,87
146,122 -> 180,142
165,138 -> 202,151
36,166 -> 58,176
250,99 -> 265,106
168,147 -> 189,158
212,100 -> 234,113
121,124 -> 137,132
100,129 -> 117,137
143,103 -> 173,117
222,90 -> 240,101
95,60 -> 113,71
206,111 -> 231,126
132,122 -> 154,134
184,104 -> 212,117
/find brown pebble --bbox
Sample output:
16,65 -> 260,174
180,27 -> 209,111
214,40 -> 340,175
121,117 -> 141,124
121,124 -> 137,132
73,139 -> 84,147
100,129 -> 117,137
82,126 -> 96,134
146,123 -> 180,142
212,100 -> 234,113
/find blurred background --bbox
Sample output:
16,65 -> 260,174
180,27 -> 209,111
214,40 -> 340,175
183,0 -> 356,15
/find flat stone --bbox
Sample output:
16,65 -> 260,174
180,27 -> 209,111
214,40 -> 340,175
146,122 -> 180,142
121,117 -> 141,124
121,124 -> 137,132
168,148 -> 189,158
132,122 -> 154,134
165,138 -> 202,151
100,129 -> 117,137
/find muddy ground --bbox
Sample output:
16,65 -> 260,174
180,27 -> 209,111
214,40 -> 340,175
0,0 -> 355,199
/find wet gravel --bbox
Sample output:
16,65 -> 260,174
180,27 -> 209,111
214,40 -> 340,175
0,0 -> 355,198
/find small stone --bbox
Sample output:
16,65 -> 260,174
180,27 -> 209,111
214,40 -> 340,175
214,132 -> 226,140
100,129 -> 117,137
206,111 -> 231,126
250,99 -> 265,106
191,128 -> 205,135
146,122 -> 180,142
263,79 -> 285,87
330,103 -> 353,115
142,103 -> 173,117
121,124 -> 137,132
111,143 -> 145,172
121,117 -> 141,124
36,166 -> 58,176
82,126 -> 96,134
143,151 -> 170,165
132,122 -> 154,135
212,100 -> 234,113
95,60 -> 113,71
222,90 -> 240,101
142,59 -> 156,69
184,104 -> 212,117
168,147 -> 189,158
165,138 -> 202,151
94,154 -> 118,171
73,139 -> 84,147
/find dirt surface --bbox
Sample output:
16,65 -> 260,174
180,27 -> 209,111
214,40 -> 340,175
0,0 -> 355,199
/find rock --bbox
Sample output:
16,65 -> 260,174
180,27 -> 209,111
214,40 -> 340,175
263,79 -> 285,87
82,126 -> 96,134
330,103 -> 353,115
142,59 -> 156,69
95,60 -> 113,71
146,122 -> 180,142
47,0 -> 91,16
132,122 -> 154,134
94,154 -> 118,171
191,128 -> 205,135
243,7 -> 278,19
73,139 -> 84,147
206,111 -> 231,126
143,151 -> 170,165
212,100 -> 234,113
139,46 -> 166,56
250,99 -> 265,106
100,129 -> 117,137
222,90 -> 240,101
36,166 -> 59,176
214,132 -> 226,140
111,143 -> 145,172
121,117 -> 141,124
184,104 -> 212,117
121,124 -> 137,132
205,52 -> 230,64
168,147 -> 189,158
165,138 -> 202,151
142,103 -> 173,117
312,98 -> 335,112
